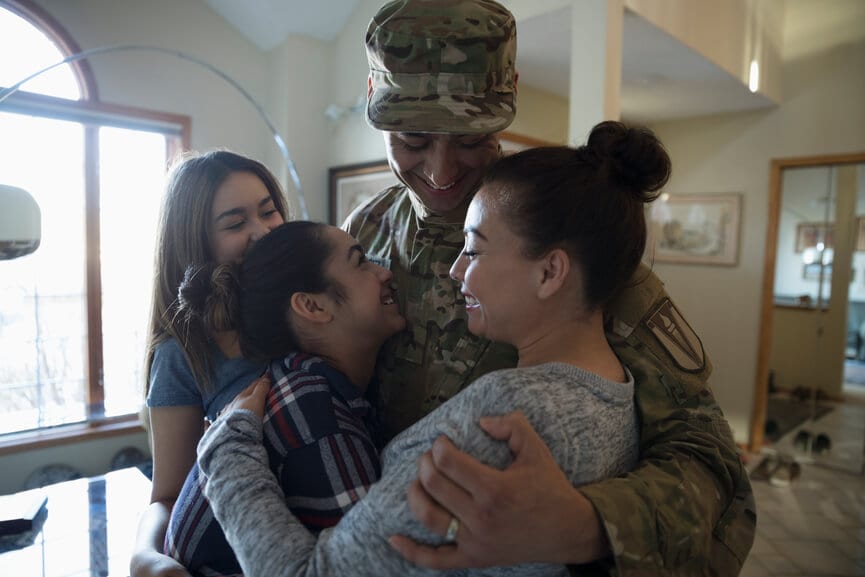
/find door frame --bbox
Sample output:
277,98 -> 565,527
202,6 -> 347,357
751,151 -> 865,449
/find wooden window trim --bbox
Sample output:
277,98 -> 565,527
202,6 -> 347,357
0,95 -> 189,444
2,92 -> 190,449
85,125 -> 104,410
0,414 -> 146,456
1,0 -> 194,449
1,90 -> 192,142
1,0 -> 98,100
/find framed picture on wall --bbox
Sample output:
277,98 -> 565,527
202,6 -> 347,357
328,160 -> 399,226
647,193 -> 742,266
795,222 -> 834,253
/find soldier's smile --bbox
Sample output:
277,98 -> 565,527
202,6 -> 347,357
383,131 -> 500,219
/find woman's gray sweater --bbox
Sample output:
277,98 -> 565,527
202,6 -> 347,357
198,362 -> 639,577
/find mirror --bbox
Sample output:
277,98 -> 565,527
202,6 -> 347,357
753,153 -> 865,475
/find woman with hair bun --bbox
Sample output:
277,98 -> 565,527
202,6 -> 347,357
197,121 -> 671,577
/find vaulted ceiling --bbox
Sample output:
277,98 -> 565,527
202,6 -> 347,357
204,0 -> 865,124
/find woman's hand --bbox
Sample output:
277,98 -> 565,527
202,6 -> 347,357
389,411 -> 609,568
219,373 -> 270,420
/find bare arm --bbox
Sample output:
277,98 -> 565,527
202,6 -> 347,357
130,406 -> 204,577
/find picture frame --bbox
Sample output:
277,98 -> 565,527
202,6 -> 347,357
499,130 -> 554,153
648,193 -> 742,266
328,160 -> 399,226
795,222 -> 834,253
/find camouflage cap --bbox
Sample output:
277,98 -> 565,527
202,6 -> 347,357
365,0 -> 517,134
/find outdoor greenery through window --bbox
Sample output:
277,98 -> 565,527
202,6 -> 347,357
0,3 -> 184,437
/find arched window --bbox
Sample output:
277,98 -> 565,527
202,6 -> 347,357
0,1 -> 189,445
0,1 -> 83,99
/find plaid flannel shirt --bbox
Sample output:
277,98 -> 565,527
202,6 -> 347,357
165,352 -> 381,576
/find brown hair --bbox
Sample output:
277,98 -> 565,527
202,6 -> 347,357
144,150 -> 289,395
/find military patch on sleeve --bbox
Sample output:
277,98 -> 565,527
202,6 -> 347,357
645,298 -> 706,373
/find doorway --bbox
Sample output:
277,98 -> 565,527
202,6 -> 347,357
752,152 -> 865,475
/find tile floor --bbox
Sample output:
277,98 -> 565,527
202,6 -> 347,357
741,389 -> 865,576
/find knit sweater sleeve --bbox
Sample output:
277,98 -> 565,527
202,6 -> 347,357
198,372 -> 571,577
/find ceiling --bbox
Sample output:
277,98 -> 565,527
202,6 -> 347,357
204,0 -> 863,124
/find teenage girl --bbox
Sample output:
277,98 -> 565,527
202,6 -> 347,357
131,150 -> 288,577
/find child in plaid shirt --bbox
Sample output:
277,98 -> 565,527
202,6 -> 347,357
165,220 -> 404,576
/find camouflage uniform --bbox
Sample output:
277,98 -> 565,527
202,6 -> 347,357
356,0 -> 755,574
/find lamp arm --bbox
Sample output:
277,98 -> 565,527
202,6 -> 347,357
0,44 -> 308,219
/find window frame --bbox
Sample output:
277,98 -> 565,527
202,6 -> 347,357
0,0 -> 191,454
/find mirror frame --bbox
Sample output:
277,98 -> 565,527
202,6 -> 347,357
751,151 -> 865,450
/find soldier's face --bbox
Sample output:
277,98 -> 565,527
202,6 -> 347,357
449,188 -> 540,344
384,131 -> 501,219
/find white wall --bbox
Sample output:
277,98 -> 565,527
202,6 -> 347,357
266,34 -> 332,221
35,0 -> 273,163
509,84 -> 569,144
648,38 -> 865,442
32,0 -> 341,223
327,0 -> 388,168
0,433 -> 151,494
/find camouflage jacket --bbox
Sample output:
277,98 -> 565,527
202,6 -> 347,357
346,184 -> 755,576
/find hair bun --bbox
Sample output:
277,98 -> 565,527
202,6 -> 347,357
177,263 -> 239,332
177,264 -> 214,317
586,120 -> 671,202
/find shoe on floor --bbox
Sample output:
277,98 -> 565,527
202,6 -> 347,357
769,461 -> 802,487
814,433 -> 832,454
749,456 -> 778,481
793,430 -> 812,452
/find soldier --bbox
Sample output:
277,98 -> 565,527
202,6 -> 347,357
346,0 -> 755,574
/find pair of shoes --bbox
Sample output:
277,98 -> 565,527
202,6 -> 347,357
794,430 -> 811,451
814,433 -> 831,454
792,430 -> 832,455
769,460 -> 802,488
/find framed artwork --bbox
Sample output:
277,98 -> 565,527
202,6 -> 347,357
795,222 -> 834,253
648,193 -> 742,266
499,130 -> 554,153
328,160 -> 399,226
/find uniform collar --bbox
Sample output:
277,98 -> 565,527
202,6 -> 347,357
407,186 -> 473,227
